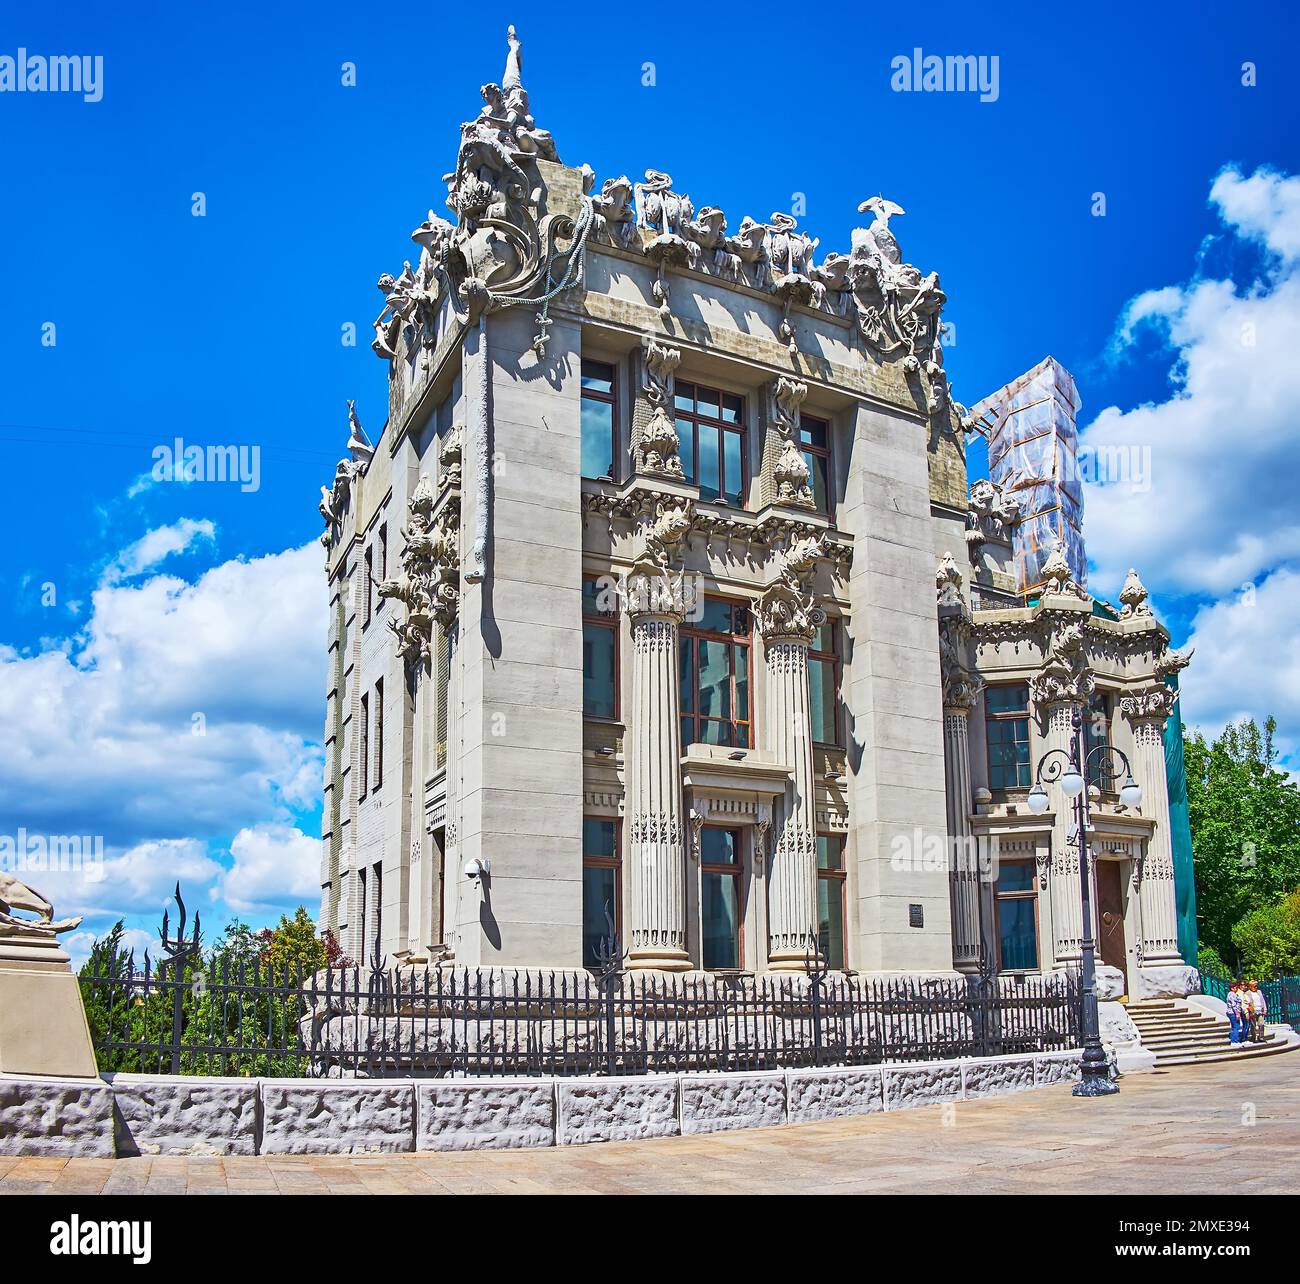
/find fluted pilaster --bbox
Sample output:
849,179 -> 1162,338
765,636 -> 819,970
1043,700 -> 1084,966
1124,694 -> 1181,965
943,704 -> 981,971
625,597 -> 690,971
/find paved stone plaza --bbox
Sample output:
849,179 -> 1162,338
3,1058 -> 1295,1195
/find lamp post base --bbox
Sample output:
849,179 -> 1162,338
1072,1074 -> 1120,1097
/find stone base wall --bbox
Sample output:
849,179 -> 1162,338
1,1052 -> 1081,1158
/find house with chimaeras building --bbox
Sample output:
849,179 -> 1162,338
316,27 -> 1199,1005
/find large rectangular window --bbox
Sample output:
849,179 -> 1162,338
582,818 -> 620,968
809,620 -> 841,746
581,360 -> 617,481
680,598 -> 751,748
986,683 -> 1031,790
700,827 -> 742,970
582,577 -> 618,719
674,382 -> 746,506
799,414 -> 833,515
816,834 -> 846,969
995,859 -> 1039,971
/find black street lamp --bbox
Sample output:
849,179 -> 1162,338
1027,705 -> 1143,1097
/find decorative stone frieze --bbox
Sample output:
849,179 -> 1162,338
378,478 -> 460,668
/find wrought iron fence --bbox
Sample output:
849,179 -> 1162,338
1198,970 -> 1300,1032
81,939 -> 1079,1079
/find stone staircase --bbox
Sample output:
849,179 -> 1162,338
1127,999 -> 1300,1067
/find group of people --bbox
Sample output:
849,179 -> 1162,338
1225,979 -> 1269,1045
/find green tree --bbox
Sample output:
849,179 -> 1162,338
1185,716 -> 1300,963
262,907 -> 329,981
1231,890 -> 1300,978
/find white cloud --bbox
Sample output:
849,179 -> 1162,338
219,823 -> 319,914
0,536 -> 325,848
102,517 -> 215,583
1081,166 -> 1300,597
1180,567 -> 1300,749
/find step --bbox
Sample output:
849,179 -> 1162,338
1157,1041 -> 1299,1067
1134,1024 -> 1229,1038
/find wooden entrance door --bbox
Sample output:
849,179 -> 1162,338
1096,861 -> 1128,993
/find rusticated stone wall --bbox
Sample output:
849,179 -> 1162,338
0,1052 -> 1081,1158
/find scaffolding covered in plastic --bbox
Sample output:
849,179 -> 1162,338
971,356 -> 1084,598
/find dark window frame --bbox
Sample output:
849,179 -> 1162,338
986,682 -> 1032,791
700,825 -> 745,971
358,691 -> 369,798
582,576 -> 620,721
674,380 -> 748,507
994,857 -> 1040,974
580,358 -> 618,482
809,618 -> 842,748
799,412 -> 834,517
816,833 -> 847,970
582,816 -> 622,969
373,678 -> 384,791
363,547 -> 373,627
680,597 -> 753,749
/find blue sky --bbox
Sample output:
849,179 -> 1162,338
2,0 -> 1298,958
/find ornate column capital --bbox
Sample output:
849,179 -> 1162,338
757,533 -> 826,643
1120,683 -> 1178,731
1030,615 -> 1092,712
623,496 -> 697,622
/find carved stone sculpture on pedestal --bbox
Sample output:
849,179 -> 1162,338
0,873 -> 98,1078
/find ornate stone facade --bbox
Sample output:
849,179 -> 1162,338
316,29 -> 1189,998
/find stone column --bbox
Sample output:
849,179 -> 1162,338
1040,697 -> 1085,967
1122,686 -> 1182,965
943,701 -> 981,971
624,572 -> 691,971
758,534 -> 826,971
939,609 -> 982,972
764,634 -> 819,969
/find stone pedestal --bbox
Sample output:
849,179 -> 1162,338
625,597 -> 691,971
0,935 -> 100,1079
764,636 -> 819,970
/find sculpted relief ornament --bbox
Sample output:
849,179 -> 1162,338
758,533 -> 826,642
768,377 -> 814,508
378,475 -> 461,667
636,337 -> 684,477
1030,616 -> 1094,708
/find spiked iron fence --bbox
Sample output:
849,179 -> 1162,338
81,937 -> 1080,1079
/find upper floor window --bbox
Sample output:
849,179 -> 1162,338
674,382 -> 746,506
986,683 -> 1031,790
680,599 -> 751,748
816,834 -> 846,970
373,678 -> 384,791
582,577 -> 618,719
363,548 -> 373,627
581,360 -> 617,481
809,620 -> 841,746
800,414 -> 833,514
359,691 -> 370,798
